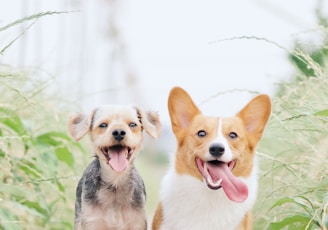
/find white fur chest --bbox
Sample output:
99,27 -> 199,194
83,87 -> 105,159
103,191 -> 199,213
158,167 -> 258,230
79,185 -> 146,230
81,204 -> 146,230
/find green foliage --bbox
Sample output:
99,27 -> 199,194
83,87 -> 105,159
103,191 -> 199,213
268,196 -> 322,229
315,109 -> 328,117
0,12 -> 82,228
254,24 -> 328,229
288,5 -> 328,80
0,73 -> 85,229
289,44 -> 327,78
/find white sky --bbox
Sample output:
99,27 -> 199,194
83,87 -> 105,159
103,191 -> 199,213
0,0 -> 325,125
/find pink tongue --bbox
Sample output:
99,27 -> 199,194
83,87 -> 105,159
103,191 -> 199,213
207,163 -> 248,203
108,148 -> 128,172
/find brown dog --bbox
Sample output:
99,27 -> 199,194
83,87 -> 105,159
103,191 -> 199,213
152,87 -> 271,230
68,104 -> 161,230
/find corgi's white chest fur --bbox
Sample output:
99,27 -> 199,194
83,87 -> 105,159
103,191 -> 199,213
159,161 -> 258,230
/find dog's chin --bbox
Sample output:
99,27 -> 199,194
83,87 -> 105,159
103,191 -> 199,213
100,145 -> 135,173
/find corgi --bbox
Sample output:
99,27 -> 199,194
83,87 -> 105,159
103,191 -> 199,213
152,87 -> 271,230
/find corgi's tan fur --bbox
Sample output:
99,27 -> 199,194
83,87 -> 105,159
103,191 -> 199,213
152,87 -> 271,230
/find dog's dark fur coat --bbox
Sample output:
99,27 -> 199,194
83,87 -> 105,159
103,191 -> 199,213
75,156 -> 147,228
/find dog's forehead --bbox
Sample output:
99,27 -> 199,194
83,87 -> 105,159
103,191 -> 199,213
93,105 -> 137,121
192,115 -> 244,135
219,117 -> 245,137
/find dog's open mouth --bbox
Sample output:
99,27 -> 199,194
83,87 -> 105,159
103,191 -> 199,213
101,145 -> 134,172
195,157 -> 248,203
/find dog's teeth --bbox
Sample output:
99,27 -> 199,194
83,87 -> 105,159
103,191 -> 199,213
204,163 -> 212,181
204,162 -> 222,187
214,178 -> 223,187
204,162 -> 209,176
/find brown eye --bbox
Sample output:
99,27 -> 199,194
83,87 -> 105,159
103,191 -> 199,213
129,122 -> 137,128
99,123 -> 108,128
197,130 -> 207,137
229,132 -> 238,139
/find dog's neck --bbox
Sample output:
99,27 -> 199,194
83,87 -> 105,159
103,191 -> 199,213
90,157 -> 145,210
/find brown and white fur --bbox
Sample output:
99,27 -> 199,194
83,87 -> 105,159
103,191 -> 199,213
152,87 -> 271,230
68,105 -> 161,230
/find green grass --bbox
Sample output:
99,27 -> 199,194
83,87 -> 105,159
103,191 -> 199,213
0,71 -> 85,229
255,75 -> 328,229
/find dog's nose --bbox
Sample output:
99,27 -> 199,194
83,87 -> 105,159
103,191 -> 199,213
112,129 -> 126,141
209,143 -> 225,157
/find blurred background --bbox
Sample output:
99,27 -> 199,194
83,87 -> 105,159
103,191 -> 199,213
0,1 -> 323,117
0,0 -> 327,229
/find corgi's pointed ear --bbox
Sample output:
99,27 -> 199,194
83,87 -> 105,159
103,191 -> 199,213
237,94 -> 271,145
135,107 -> 162,139
168,87 -> 201,134
68,109 -> 96,141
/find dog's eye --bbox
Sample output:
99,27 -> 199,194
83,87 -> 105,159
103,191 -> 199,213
129,122 -> 137,128
228,132 -> 238,139
197,130 -> 207,137
99,123 -> 108,128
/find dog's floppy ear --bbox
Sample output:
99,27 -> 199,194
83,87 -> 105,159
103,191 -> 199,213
135,107 -> 161,139
168,87 -> 201,135
237,94 -> 271,146
68,109 -> 96,141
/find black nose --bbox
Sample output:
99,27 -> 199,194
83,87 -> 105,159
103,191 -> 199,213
112,129 -> 126,141
209,143 -> 225,157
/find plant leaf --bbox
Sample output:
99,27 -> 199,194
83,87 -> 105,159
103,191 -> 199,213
22,200 -> 48,218
56,180 -> 65,193
270,196 -> 313,214
314,109 -> 328,117
36,131 -> 71,147
268,214 -> 316,230
18,159 -> 42,179
0,11 -> 72,32
0,107 -> 27,136
55,147 -> 74,167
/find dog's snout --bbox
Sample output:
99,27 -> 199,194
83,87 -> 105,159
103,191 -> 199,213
209,143 -> 225,157
112,129 -> 126,141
